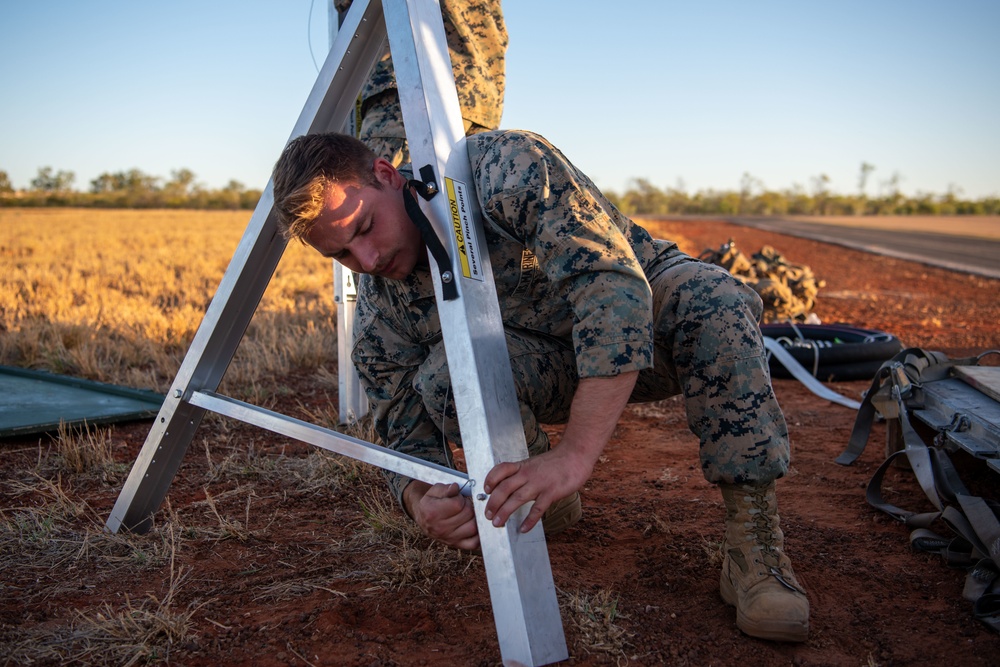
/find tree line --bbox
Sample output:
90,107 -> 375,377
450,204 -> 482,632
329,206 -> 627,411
605,168 -> 999,217
0,167 -> 261,210
1,165 -> 997,216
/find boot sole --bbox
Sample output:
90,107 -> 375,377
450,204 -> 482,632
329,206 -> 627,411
720,572 -> 809,643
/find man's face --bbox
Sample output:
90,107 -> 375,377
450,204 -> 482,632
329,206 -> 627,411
304,158 -> 425,280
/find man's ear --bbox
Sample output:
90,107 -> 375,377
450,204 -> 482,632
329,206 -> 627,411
372,158 -> 402,189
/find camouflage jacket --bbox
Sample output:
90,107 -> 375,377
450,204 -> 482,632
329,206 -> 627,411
336,0 -> 507,130
352,130 -> 679,466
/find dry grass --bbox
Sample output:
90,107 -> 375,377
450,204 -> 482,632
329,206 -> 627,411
1,525 -> 206,666
701,537 -> 725,567
0,208 -> 337,395
0,500 -> 181,665
0,425 -> 393,664
0,208 -> 636,664
363,532 -> 478,593
0,208 -> 364,663
0,470 -> 177,573
561,587 -> 633,662
6,470 -> 94,521
53,420 -> 119,476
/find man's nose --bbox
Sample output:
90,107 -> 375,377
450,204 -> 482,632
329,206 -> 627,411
354,241 -> 379,273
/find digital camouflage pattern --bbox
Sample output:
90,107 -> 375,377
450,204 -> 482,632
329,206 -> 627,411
351,131 -> 791,503
336,0 -> 506,165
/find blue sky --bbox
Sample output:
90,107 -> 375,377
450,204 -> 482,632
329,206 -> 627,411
2,1 -> 998,199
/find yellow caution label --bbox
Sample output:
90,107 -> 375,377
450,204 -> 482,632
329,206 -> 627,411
445,177 -> 484,282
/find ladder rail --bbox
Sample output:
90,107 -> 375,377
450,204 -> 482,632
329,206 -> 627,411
382,1 -> 568,663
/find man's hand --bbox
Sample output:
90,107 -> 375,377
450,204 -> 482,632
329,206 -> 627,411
482,371 -> 639,534
403,481 -> 480,551
482,446 -> 591,534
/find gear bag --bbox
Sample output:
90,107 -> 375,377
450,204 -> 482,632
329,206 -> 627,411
837,347 -> 1000,633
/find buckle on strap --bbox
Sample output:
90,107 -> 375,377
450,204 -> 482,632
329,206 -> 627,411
404,165 -> 457,301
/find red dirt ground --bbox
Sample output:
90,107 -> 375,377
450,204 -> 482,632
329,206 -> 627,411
3,218 -> 999,666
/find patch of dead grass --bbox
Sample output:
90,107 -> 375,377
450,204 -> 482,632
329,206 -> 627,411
561,587 -> 633,662
0,526 -> 206,666
52,420 -> 123,478
0,208 -> 336,396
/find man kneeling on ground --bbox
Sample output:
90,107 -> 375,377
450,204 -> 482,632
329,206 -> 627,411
271,129 -> 811,643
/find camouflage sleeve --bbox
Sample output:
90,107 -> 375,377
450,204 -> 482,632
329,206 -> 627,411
350,280 -> 448,505
472,131 -> 654,378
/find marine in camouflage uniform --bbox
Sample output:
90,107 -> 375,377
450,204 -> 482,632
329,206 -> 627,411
335,0 -> 507,165
271,129 -> 811,642
354,130 -> 790,500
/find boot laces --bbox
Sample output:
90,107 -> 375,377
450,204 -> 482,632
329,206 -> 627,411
746,491 -> 783,572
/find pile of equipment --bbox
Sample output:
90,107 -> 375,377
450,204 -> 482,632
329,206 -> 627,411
699,238 -> 825,323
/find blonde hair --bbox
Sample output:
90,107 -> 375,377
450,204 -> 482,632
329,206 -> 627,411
271,133 -> 380,242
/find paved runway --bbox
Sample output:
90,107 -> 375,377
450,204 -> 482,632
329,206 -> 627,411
721,216 -> 1000,280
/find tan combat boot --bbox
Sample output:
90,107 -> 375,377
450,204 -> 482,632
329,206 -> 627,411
541,491 -> 582,535
719,481 -> 809,642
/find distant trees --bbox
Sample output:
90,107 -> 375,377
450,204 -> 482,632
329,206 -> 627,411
30,167 -> 76,193
89,168 -> 160,194
604,167 -> 1000,217
162,168 -> 198,203
1,162 -> 997,215
1,166 -> 262,210
858,162 -> 875,196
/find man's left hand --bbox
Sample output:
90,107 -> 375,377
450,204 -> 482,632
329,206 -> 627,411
481,446 -> 591,534
480,371 -> 639,534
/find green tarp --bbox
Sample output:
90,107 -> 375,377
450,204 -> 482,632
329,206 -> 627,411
0,366 -> 163,437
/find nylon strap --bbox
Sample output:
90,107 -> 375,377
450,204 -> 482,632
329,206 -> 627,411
762,337 -> 861,410
403,169 -> 458,301
846,346 -> 1000,633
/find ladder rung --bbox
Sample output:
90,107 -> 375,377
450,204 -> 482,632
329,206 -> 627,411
188,390 -> 469,490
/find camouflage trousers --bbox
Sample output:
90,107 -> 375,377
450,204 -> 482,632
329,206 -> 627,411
359,90 -> 492,168
411,252 -> 791,487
